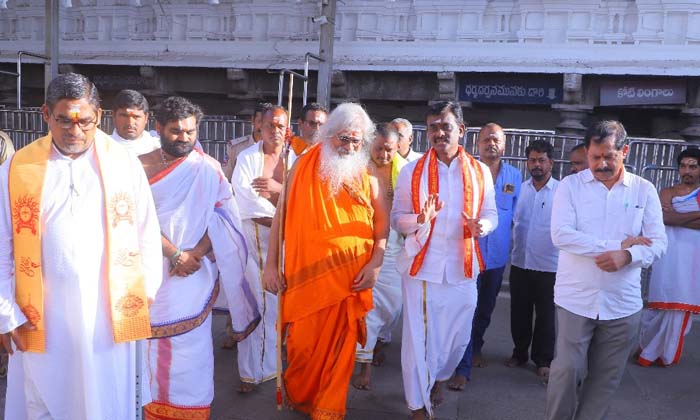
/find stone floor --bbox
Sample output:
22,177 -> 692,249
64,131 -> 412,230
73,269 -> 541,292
2,293 -> 699,420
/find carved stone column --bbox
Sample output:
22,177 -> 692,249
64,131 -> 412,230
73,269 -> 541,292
552,104 -> 593,136
436,71 -> 456,101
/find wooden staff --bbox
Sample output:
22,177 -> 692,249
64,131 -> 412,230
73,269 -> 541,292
276,72 -> 294,411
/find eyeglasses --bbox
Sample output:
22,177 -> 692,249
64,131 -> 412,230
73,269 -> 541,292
52,115 -> 98,131
337,135 -> 363,145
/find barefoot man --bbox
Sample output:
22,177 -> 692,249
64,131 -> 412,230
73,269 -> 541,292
393,102 -> 497,420
353,123 -> 407,390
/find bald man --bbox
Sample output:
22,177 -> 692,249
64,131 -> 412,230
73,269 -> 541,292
449,123 -> 522,391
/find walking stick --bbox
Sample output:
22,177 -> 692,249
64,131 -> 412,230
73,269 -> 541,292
276,72 -> 294,411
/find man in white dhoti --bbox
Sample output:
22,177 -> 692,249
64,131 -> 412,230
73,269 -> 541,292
392,117 -> 423,162
0,73 -> 163,420
110,89 -> 160,156
139,96 -> 259,419
392,102 -> 497,420
232,105 -> 296,393
222,102 -> 273,181
352,123 -> 406,390
638,147 -> 700,367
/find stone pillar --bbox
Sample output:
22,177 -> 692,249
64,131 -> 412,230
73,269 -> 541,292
226,68 -> 251,99
681,108 -> 700,143
436,71 -> 456,101
552,104 -> 593,136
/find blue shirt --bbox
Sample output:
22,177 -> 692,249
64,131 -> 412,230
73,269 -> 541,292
479,161 -> 521,269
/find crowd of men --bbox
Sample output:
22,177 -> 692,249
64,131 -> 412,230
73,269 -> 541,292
0,72 -> 697,420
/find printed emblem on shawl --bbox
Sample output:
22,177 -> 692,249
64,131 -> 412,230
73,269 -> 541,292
21,295 -> 41,325
109,192 -> 135,227
18,256 -> 40,277
115,293 -> 145,318
115,248 -> 140,267
12,195 -> 40,235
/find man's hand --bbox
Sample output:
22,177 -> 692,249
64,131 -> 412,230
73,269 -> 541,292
621,235 -> 652,249
169,250 -> 202,277
595,250 -> 632,272
1,323 -> 34,355
262,266 -> 286,295
462,214 -> 483,238
418,193 -> 444,225
351,261 -> 381,292
252,177 -> 282,195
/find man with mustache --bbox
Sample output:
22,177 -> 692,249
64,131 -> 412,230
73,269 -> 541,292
232,105 -> 297,393
568,143 -> 588,175
546,120 -> 667,420
223,102 -> 273,181
449,122 -> 521,391
638,147 -> 700,367
0,73 -> 163,419
290,102 -> 328,156
110,89 -> 160,156
506,140 -> 559,383
263,103 -> 389,420
140,96 -> 259,419
393,102 -> 498,420
353,123 -> 406,390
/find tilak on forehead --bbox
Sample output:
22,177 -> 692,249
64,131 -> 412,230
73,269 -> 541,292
69,104 -> 81,122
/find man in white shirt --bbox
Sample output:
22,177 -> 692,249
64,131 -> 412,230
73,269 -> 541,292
546,120 -> 667,420
110,89 -> 160,156
505,140 -> 559,382
392,117 -> 423,162
392,102 -> 498,420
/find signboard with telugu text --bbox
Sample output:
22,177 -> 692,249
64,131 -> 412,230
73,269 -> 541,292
458,74 -> 562,105
600,80 -> 686,106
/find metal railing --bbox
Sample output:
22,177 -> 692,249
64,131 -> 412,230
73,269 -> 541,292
0,108 -> 693,190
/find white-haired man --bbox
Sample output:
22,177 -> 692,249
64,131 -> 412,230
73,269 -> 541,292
263,103 -> 389,420
392,117 -> 422,162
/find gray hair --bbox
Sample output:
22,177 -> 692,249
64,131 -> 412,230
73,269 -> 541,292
45,73 -> 101,113
319,102 -> 375,146
391,117 -> 413,133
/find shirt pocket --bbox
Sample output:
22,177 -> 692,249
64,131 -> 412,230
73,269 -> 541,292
630,206 -> 644,235
496,190 -> 515,212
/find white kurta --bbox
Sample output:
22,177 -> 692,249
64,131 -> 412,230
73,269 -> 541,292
639,188 -> 700,365
111,129 -> 161,156
232,142 -> 296,384
0,143 -> 162,420
391,152 -> 497,415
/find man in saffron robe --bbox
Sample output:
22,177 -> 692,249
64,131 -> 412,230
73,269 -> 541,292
392,102 -> 497,420
353,122 -> 406,390
263,102 -> 389,420
0,73 -> 163,419
139,97 -> 259,420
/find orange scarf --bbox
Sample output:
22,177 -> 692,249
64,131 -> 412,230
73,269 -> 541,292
409,147 -> 485,278
9,131 -> 152,352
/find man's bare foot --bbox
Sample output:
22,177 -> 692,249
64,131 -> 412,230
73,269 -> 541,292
430,381 -> 445,407
410,408 -> 428,420
238,382 -> 256,393
372,341 -> 387,367
537,366 -> 550,384
447,374 -> 467,391
504,356 -> 527,368
352,363 -> 371,390
472,353 -> 487,367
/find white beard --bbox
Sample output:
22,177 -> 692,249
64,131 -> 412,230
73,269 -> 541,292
319,141 -> 369,196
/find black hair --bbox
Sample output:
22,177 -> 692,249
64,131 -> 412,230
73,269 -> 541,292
426,101 -> 463,125
677,147 -> 700,166
299,102 -> 328,121
153,96 -> 203,126
525,140 -> 554,159
583,120 -> 627,150
113,89 -> 149,113
45,73 -> 100,112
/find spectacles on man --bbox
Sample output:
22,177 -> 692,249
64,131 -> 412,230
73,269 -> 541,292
52,115 -> 99,131
337,135 -> 363,145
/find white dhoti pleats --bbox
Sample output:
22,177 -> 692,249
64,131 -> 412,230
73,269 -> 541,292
401,275 -> 476,415
357,229 -> 403,362
639,309 -> 694,366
